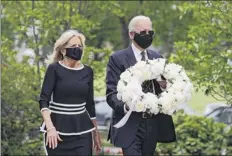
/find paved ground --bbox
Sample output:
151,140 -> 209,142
101,147 -> 122,155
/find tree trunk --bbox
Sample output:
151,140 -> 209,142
68,0 -> 72,29
119,16 -> 130,48
165,22 -> 174,58
31,0 -> 41,87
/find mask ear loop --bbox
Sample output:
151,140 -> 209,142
60,49 -> 65,60
62,53 -> 64,60
76,35 -> 85,60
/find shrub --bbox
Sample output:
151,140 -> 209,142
156,112 -> 231,155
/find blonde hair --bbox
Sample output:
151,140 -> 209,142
46,29 -> 86,65
128,15 -> 152,32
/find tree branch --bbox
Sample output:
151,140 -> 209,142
31,0 -> 41,87
69,0 -> 72,29
119,16 -> 129,48
209,2 -> 232,22
210,88 -> 226,101
77,0 -> 82,13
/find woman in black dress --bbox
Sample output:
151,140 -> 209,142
39,30 -> 101,155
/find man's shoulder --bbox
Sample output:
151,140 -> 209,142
110,47 -> 128,59
147,48 -> 163,58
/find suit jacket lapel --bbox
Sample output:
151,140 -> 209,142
125,46 -> 137,67
147,49 -> 155,60
125,46 -> 158,67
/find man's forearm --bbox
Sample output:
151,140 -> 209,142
107,94 -> 125,115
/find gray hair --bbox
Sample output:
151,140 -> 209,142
128,15 -> 152,32
45,29 -> 86,65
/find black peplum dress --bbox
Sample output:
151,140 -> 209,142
39,61 -> 96,155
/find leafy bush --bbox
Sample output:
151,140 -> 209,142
156,112 -> 232,155
1,38 -> 43,155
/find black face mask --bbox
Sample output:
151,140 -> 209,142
65,47 -> 83,61
134,33 -> 153,49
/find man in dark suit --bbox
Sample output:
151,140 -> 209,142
106,15 -> 176,156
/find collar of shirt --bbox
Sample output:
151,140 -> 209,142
131,42 -> 148,61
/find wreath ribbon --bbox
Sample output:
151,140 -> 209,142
114,97 -> 137,128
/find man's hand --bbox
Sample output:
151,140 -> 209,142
125,105 -> 130,111
157,80 -> 167,89
124,104 -> 130,113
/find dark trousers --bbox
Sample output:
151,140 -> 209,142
44,132 -> 92,156
122,115 -> 158,156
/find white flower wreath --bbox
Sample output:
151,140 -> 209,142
114,58 -> 193,128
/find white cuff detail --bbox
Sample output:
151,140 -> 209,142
124,105 -> 128,114
90,117 -> 96,120
40,108 -> 50,112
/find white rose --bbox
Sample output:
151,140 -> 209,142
174,91 -> 185,105
150,58 -> 166,67
149,60 -> 165,78
160,91 -> 168,97
158,93 -> 175,110
181,83 -> 193,102
121,91 -> 132,103
167,70 -> 180,80
163,101 -> 173,111
117,93 -> 122,100
120,70 -> 131,82
167,87 -> 175,94
183,82 -> 193,93
169,63 -> 182,72
142,92 -> 159,114
150,103 -> 159,115
164,107 -> 176,115
130,76 -> 140,83
163,63 -> 182,80
185,93 -> 192,102
142,65 -> 152,80
157,96 -> 165,106
126,81 -> 143,97
135,102 -> 146,112
150,65 -> 163,79
180,71 -> 190,81
132,62 -> 152,81
132,69 -> 144,82
133,61 -> 147,71
174,75 -> 185,82
142,93 -> 158,109
171,81 -> 186,92
117,80 -> 125,93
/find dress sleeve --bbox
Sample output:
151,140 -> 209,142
39,64 -> 56,111
86,67 -> 96,119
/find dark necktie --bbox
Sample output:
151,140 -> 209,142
141,51 -> 146,61
140,51 -> 162,95
140,51 -> 153,93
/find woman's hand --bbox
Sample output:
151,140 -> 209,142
46,127 -> 63,149
93,130 -> 101,155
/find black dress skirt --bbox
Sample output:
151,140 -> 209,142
39,62 -> 97,156
43,132 -> 92,156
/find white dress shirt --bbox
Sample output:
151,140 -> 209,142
131,42 -> 148,61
